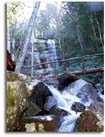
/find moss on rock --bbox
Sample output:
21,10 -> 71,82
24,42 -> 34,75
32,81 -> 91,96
7,71 -> 31,82
6,83 -> 28,131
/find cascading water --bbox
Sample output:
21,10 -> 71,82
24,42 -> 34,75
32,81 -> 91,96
46,79 -> 102,132
45,83 -> 82,132
46,84 -> 76,115
47,39 -> 58,69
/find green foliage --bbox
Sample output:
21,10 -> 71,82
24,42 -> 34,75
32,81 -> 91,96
7,1 -> 21,27
7,71 -> 20,81
60,2 -> 104,59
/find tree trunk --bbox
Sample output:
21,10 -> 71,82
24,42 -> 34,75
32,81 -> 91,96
63,6 -> 84,52
15,2 -> 40,73
7,26 -> 11,52
94,12 -> 104,48
11,38 -> 15,61
70,68 -> 104,75
89,14 -> 99,50
31,44 -> 34,78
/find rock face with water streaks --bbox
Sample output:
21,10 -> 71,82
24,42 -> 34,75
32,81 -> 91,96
75,110 -> 104,132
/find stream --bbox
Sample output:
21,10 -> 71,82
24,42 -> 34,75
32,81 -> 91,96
45,79 -> 100,132
25,78 -> 103,132
46,85 -> 79,132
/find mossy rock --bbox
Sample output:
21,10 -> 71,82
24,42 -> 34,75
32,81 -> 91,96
6,73 -> 40,131
7,71 -> 31,82
75,110 -> 104,132
6,83 -> 28,131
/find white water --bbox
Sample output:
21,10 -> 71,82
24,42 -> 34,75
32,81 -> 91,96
46,84 -> 76,115
47,39 -> 58,68
59,113 -> 81,132
45,79 -> 97,132
46,84 -> 81,132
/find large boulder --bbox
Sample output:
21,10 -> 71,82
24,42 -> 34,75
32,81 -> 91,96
7,82 -> 28,131
6,71 -> 40,131
63,79 -> 103,105
29,82 -> 52,109
50,106 -> 68,119
58,73 -> 78,90
75,110 -> 104,132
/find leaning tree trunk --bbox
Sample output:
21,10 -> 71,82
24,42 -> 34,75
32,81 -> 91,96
15,2 -> 40,73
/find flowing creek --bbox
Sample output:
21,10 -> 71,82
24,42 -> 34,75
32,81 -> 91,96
45,79 -> 98,132
24,79 -> 104,132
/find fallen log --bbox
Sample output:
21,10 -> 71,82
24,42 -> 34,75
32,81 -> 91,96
22,53 -> 103,69
70,68 -> 104,75
44,68 -> 104,79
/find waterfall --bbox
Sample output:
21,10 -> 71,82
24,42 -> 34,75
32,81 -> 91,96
47,39 -> 58,70
46,84 -> 76,115
59,113 -> 81,132
46,84 -> 81,132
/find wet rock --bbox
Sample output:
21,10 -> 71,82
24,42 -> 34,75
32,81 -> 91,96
71,102 -> 86,113
44,96 -> 57,111
30,82 -> 52,109
7,50 -> 16,71
50,106 -> 68,118
75,110 -> 104,132
64,79 -> 103,104
58,73 -> 78,90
